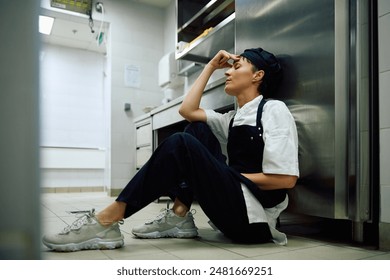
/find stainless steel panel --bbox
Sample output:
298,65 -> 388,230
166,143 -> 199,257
236,0 -> 339,218
177,13 -> 235,63
334,0 -> 350,219
350,0 -> 371,225
236,0 -> 369,221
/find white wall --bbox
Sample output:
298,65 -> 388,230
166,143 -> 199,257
40,147 -> 105,191
39,44 -> 107,191
40,44 -> 106,148
103,0 -> 168,194
38,1 -> 174,193
378,0 -> 390,248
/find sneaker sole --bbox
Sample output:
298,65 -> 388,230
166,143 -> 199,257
132,227 -> 198,239
43,237 -> 124,252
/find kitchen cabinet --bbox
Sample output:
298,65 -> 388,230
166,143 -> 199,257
134,115 -> 153,170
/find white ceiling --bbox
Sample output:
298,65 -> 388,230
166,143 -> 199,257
41,16 -> 108,54
133,0 -> 171,8
40,0 -> 172,54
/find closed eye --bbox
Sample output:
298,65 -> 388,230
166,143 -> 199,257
233,62 -> 241,69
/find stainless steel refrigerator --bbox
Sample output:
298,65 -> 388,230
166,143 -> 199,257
235,0 -> 376,241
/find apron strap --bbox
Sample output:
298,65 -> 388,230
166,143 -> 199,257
228,97 -> 268,130
256,98 -> 268,132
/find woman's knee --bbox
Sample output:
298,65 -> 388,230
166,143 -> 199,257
184,121 -> 210,135
184,122 -> 226,163
163,132 -> 195,148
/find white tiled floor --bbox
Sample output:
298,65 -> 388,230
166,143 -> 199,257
41,192 -> 390,260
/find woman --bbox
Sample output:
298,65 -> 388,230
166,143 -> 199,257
43,48 -> 299,252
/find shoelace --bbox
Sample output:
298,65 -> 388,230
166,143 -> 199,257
146,201 -> 172,223
60,209 -> 96,234
146,208 -> 169,224
145,202 -> 197,224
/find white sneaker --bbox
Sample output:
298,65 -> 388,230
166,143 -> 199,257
42,209 -> 124,252
132,209 -> 198,239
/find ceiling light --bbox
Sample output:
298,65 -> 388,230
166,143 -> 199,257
39,15 -> 54,35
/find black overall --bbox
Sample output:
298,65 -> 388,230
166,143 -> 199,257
116,99 -> 284,243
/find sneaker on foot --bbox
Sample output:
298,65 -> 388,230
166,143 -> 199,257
42,209 -> 124,252
132,208 -> 198,239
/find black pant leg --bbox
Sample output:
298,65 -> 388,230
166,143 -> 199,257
173,122 -> 227,207
184,121 -> 227,163
116,124 -> 271,243
116,131 -> 249,226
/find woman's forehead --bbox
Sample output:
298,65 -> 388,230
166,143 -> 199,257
232,56 -> 250,66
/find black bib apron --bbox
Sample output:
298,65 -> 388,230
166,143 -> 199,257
227,98 -> 286,208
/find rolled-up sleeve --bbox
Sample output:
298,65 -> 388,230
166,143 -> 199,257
261,101 -> 299,177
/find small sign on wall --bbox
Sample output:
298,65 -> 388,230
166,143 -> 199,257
124,64 -> 141,88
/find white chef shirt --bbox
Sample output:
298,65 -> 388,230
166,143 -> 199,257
205,95 -> 299,245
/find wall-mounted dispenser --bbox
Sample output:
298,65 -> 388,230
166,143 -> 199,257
158,52 -> 184,103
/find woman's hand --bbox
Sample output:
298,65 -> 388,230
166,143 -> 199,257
208,50 -> 240,70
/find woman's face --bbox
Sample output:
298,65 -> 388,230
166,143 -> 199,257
224,57 -> 259,96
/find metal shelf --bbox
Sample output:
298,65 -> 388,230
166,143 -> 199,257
177,0 -> 234,39
177,62 -> 205,76
176,12 -> 235,63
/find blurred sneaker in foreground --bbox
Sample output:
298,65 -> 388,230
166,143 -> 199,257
42,209 -> 124,252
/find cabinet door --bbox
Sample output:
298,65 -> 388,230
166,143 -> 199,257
136,146 -> 152,169
136,123 -> 152,147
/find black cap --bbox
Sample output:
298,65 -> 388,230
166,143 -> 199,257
240,48 -> 281,73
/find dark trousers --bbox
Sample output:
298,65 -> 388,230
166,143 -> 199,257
116,122 -> 272,243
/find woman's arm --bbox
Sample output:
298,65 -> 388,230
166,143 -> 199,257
241,172 -> 298,190
179,50 -> 239,122
178,64 -> 212,122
